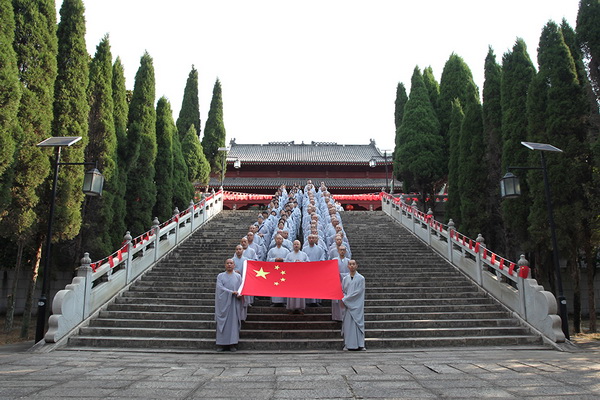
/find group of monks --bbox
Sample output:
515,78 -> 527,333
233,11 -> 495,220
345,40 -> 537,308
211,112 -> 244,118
214,181 -> 366,352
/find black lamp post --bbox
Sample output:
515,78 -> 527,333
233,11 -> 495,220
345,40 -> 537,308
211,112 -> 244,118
35,136 -> 104,343
500,141 -> 569,340
383,150 -> 389,193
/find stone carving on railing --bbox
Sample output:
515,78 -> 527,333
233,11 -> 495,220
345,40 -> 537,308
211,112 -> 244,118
381,192 -> 566,343
44,190 -> 224,344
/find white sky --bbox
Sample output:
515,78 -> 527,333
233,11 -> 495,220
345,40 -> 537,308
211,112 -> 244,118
56,0 -> 580,152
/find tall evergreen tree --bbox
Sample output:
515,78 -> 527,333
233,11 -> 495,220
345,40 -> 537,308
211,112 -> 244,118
110,57 -> 128,246
396,67 -> 444,209
0,0 -> 20,210
422,66 -> 441,118
482,47 -> 504,250
202,78 -> 226,176
154,97 -> 175,222
51,0 -> 89,242
577,0 -> 600,105
457,101 -> 486,238
393,82 -> 408,181
500,39 -> 536,258
125,52 -> 157,236
182,124 -> 210,185
176,65 -> 201,140
445,99 -> 464,223
438,53 -> 480,171
172,131 -> 194,210
527,22 -> 589,333
1,0 -> 57,332
80,35 -> 116,258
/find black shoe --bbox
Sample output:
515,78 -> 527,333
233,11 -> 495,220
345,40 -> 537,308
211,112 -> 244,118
230,346 -> 237,352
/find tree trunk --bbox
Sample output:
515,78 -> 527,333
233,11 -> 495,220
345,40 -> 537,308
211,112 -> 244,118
569,255 -> 581,334
20,239 -> 43,339
587,247 -> 597,333
4,241 -> 24,333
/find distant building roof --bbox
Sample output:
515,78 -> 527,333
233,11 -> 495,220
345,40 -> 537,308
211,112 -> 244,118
226,139 -> 392,165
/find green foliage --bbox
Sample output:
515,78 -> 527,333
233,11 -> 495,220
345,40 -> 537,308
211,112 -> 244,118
51,0 -> 89,242
182,124 -> 210,185
577,0 -> 600,103
422,66 -> 440,118
393,82 -> 408,180
438,53 -> 480,171
527,21 -> 589,262
396,67 -> 444,203
458,102 -> 487,237
0,0 -> 20,212
482,47 -> 505,250
202,78 -> 226,174
81,35 -> 116,258
125,52 -> 157,236
1,0 -> 57,241
172,131 -> 194,210
501,39 -> 536,257
445,99 -> 464,223
154,97 -> 175,222
176,66 -> 201,141
110,57 -> 128,245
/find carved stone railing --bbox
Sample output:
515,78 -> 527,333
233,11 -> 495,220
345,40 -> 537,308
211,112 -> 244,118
44,190 -> 224,343
381,192 -> 565,343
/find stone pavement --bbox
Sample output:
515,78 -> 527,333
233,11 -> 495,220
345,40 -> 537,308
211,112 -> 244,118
0,342 -> 599,399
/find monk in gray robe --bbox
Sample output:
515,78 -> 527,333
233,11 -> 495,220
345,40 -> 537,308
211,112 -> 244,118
341,259 -> 365,351
284,240 -> 309,313
331,246 -> 349,321
266,235 -> 290,306
215,258 -> 242,352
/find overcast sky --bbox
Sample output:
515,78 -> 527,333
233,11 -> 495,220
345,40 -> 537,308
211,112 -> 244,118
56,0 -> 580,152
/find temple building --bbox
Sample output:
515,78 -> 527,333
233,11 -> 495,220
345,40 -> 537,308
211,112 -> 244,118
208,139 -> 399,210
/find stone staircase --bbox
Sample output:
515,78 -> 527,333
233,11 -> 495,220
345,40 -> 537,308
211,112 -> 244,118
66,209 -> 544,351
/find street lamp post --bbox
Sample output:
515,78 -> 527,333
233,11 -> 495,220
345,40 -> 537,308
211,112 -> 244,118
35,137 -> 104,343
384,150 -> 389,193
500,141 -> 569,340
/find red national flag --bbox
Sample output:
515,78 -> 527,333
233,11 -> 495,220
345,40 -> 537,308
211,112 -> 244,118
239,260 -> 343,300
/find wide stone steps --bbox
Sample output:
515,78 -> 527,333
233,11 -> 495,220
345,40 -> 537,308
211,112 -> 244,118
66,209 -> 544,351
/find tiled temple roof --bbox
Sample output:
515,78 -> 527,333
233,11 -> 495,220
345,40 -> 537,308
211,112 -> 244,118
209,176 -> 399,190
225,139 -> 392,165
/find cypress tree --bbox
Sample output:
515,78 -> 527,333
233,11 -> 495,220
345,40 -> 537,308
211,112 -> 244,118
172,130 -> 194,210
125,52 -> 157,236
438,53 -> 480,170
577,0 -> 600,104
1,0 -> 57,332
51,0 -> 89,242
457,102 -> 486,238
445,99 -> 464,223
176,66 -> 201,140
202,78 -> 227,175
527,22 -> 589,332
500,39 -> 536,258
80,35 -> 116,258
423,66 -> 441,118
110,57 -> 128,246
0,0 -> 20,210
393,82 -> 408,181
482,47 -> 504,250
182,124 -> 210,185
154,97 -> 175,222
396,66 -> 444,209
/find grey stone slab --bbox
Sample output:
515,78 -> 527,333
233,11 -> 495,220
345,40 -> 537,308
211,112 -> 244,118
352,364 -> 384,374
414,378 -> 490,389
299,366 -> 328,374
432,386 -> 517,398
191,388 -> 275,399
350,379 -> 423,390
276,366 -> 302,375
351,387 -> 438,398
116,387 -> 192,398
248,367 -> 275,375
202,380 -> 275,389
272,387 -> 353,398
324,366 -> 356,375
34,387 -> 119,397
506,384 -> 595,396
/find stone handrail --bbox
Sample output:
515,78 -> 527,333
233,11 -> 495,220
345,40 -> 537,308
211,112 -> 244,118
44,190 -> 224,343
381,193 -> 565,343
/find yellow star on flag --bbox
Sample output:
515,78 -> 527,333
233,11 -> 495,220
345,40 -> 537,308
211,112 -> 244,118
274,282 -> 279,286
274,265 -> 280,270
280,270 -> 286,275
254,267 -> 270,279
281,278 -> 286,282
